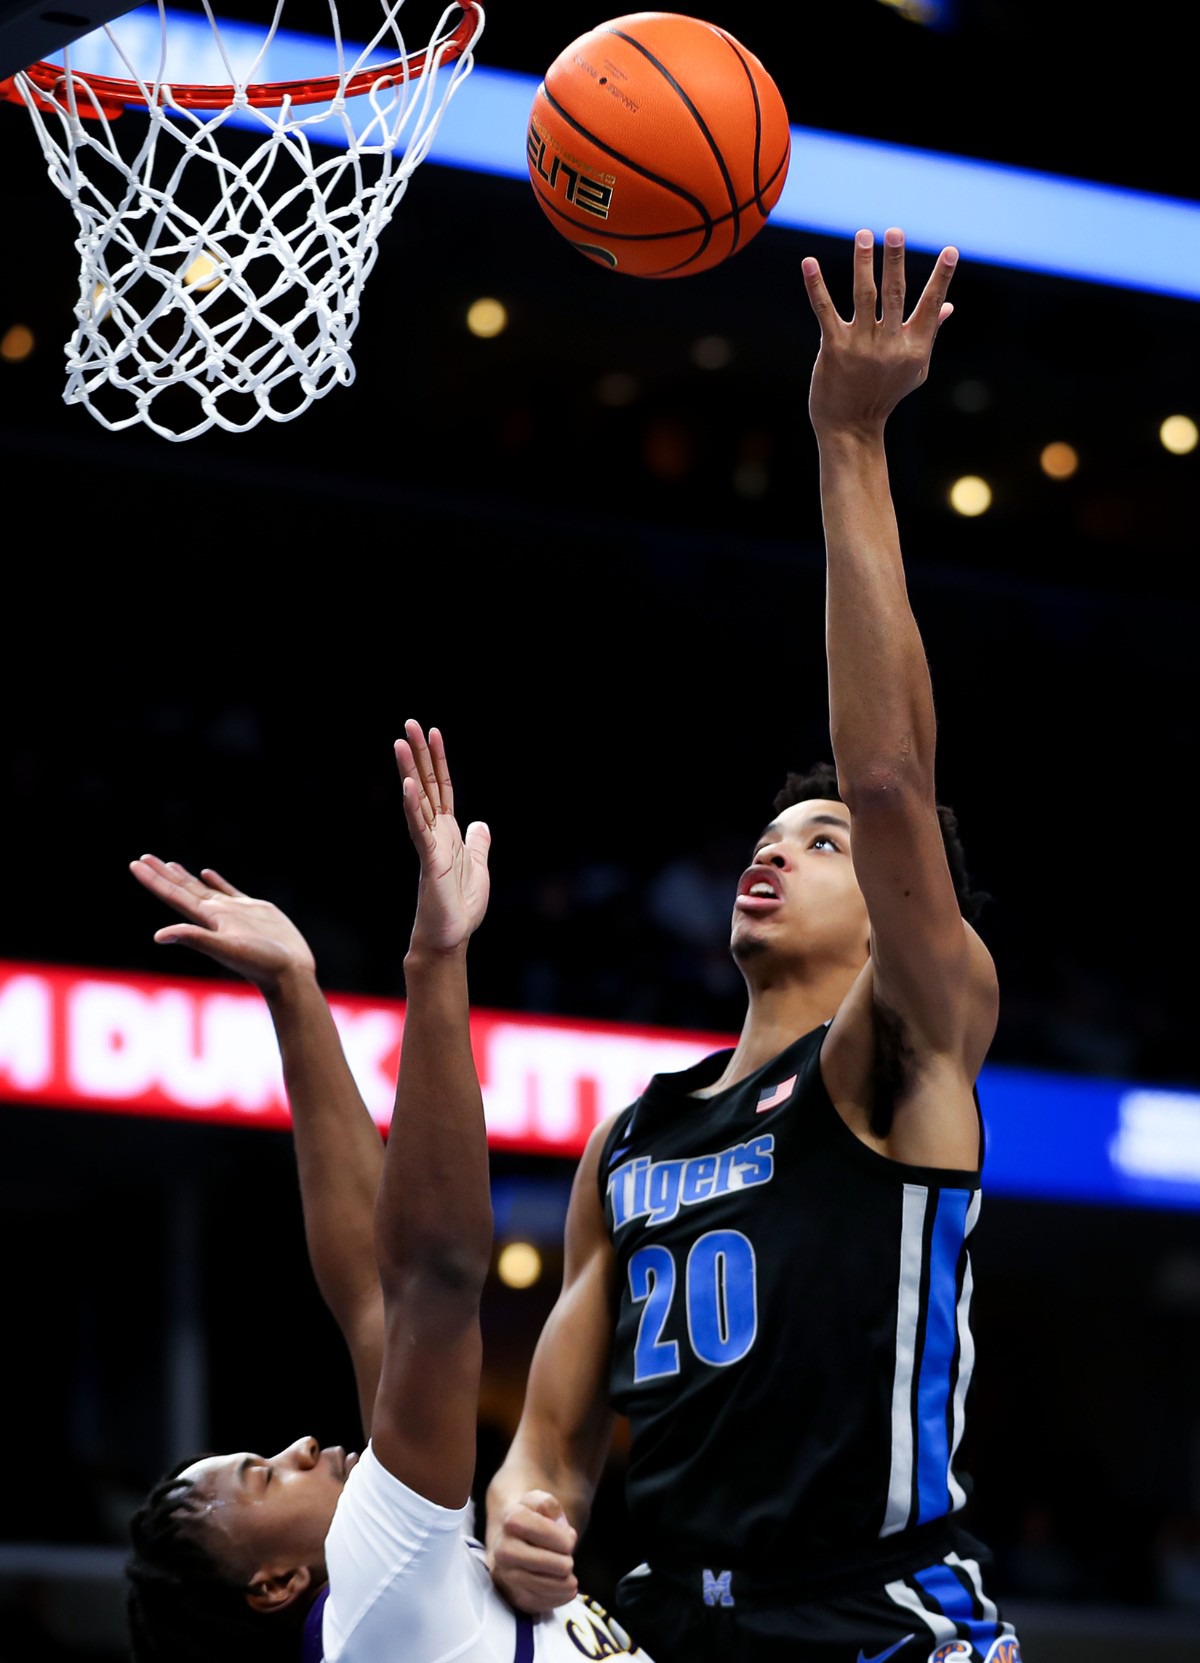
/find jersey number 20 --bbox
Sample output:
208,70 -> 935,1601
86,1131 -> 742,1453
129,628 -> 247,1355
627,1229 -> 758,1381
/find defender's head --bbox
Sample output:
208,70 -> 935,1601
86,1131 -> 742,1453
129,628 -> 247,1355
126,1435 -> 355,1663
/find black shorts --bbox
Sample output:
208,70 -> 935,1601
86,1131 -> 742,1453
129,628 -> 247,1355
614,1545 -> 1022,1663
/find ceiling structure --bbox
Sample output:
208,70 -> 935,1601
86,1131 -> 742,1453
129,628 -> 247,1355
2,0 -> 1194,562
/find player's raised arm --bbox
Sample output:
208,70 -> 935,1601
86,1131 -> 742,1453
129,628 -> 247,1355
802,229 -> 997,1162
128,853 -> 386,1433
368,722 -> 495,1509
485,1115 -> 619,1611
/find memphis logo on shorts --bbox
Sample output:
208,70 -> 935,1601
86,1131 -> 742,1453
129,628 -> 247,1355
608,1134 -> 775,1230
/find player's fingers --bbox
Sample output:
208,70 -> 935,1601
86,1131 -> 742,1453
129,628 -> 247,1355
130,854 -> 173,892
400,774 -> 436,845
135,852 -> 194,888
521,1489 -> 571,1522
909,246 -> 958,336
153,924 -> 217,951
130,856 -> 204,917
513,1571 -> 580,1612
464,821 -> 492,871
880,227 -> 906,327
490,1541 -> 578,1601
851,228 -> 877,322
495,1536 -> 576,1574
404,718 -> 440,813
395,724 -> 423,783
163,859 -> 223,902
493,1568 -> 579,1615
199,866 -> 245,898
395,737 -> 435,827
508,1498 -> 577,1551
428,725 -> 454,820
801,255 -> 838,326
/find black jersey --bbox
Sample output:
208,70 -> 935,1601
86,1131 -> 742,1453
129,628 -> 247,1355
599,1023 -> 984,1586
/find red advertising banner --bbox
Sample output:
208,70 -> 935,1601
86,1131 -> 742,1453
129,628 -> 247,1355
0,959 -> 730,1157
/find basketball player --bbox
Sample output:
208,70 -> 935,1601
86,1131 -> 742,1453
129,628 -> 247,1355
485,229 -> 1023,1663
124,722 -> 652,1663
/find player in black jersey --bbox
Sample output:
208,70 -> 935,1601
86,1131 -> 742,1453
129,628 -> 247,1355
485,229 -> 1022,1663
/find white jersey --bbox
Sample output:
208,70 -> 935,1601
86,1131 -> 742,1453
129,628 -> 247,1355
319,1444 -> 649,1663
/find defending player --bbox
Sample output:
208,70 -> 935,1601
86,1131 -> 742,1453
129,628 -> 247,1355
124,723 -> 651,1663
485,231 -> 1022,1662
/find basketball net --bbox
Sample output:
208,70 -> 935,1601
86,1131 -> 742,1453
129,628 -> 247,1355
3,1 -> 483,439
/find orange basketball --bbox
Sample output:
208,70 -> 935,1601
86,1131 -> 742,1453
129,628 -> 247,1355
526,12 -> 791,279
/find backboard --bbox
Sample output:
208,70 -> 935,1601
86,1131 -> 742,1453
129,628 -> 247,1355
0,0 -> 140,77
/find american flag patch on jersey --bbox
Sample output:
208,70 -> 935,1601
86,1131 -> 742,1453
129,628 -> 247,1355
756,1075 -> 796,1113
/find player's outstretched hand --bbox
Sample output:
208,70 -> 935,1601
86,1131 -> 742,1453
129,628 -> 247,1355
395,720 -> 491,957
489,1491 -> 579,1614
803,226 -> 957,436
129,855 -> 315,995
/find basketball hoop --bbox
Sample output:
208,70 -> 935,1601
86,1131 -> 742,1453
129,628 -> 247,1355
1,1 -> 484,439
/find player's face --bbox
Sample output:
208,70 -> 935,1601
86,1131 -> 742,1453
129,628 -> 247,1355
179,1435 -> 356,1590
730,800 -> 870,970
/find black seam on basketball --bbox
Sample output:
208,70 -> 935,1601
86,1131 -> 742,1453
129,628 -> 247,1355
525,175 -> 701,259
715,29 -> 767,219
604,25 -> 740,241
529,171 -> 714,266
538,86 -> 714,233
530,147 -> 787,247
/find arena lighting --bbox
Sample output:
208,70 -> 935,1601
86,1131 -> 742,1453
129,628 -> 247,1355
41,9 -> 1200,301
496,1240 -> 543,1288
1160,414 -> 1199,454
4,958 -> 1200,1214
465,296 -> 508,338
948,475 -> 992,516
0,323 -> 35,361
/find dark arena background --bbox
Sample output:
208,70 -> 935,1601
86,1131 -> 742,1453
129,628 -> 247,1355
2,2 -> 1199,1659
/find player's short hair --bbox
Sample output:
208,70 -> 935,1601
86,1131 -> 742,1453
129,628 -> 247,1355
773,763 -> 990,925
126,1459 -> 307,1663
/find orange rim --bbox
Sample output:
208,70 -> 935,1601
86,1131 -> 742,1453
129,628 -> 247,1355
3,0 -> 480,114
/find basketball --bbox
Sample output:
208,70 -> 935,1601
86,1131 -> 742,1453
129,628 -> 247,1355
526,12 -> 790,279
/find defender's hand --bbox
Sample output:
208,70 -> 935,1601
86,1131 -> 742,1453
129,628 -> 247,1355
489,1491 -> 579,1614
129,855 -> 315,994
395,720 -> 491,956
804,226 -> 957,437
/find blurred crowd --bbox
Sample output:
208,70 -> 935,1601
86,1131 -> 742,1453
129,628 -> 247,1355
4,690 -> 1193,1092
475,836 -> 1194,1090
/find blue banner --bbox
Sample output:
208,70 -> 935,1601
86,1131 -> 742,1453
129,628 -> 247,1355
50,7 -> 1200,302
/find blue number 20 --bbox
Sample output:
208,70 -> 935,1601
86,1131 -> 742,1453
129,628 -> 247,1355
628,1229 -> 758,1383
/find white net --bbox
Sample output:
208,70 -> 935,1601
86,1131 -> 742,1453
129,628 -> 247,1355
11,1 -> 482,439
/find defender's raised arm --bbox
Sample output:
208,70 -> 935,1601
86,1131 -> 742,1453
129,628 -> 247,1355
128,853 -> 387,1433
368,722 -> 494,1508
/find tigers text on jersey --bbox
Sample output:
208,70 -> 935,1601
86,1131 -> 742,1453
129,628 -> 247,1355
600,1024 -> 985,1586
321,1444 -> 651,1663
